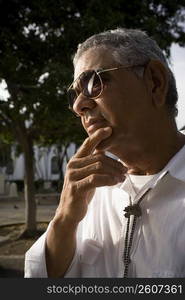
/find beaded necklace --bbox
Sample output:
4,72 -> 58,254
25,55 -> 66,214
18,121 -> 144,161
123,188 -> 151,277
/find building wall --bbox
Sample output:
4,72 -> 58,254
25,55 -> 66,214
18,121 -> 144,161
1,143 -> 76,182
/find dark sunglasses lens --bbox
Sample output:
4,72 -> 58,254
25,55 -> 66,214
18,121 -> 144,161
81,71 -> 101,98
67,70 -> 102,112
67,88 -> 77,109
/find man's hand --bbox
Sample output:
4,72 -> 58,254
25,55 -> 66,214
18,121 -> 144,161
55,127 -> 127,225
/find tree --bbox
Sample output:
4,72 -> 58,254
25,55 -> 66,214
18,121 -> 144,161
0,0 -> 185,236
0,0 -> 85,236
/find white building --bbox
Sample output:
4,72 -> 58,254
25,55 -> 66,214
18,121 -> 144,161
0,143 -> 76,184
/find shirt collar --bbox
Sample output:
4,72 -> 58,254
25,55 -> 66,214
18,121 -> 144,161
116,141 -> 185,197
160,130 -> 185,182
161,143 -> 185,182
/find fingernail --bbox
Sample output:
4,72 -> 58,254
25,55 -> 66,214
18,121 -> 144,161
103,127 -> 112,132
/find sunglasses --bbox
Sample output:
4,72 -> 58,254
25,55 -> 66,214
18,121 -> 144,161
67,64 -> 145,115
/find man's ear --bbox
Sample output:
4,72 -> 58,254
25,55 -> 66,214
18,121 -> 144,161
144,59 -> 169,109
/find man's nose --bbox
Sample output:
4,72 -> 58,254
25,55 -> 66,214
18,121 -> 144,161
73,93 -> 96,116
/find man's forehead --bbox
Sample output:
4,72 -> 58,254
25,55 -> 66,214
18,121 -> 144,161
74,47 -> 115,79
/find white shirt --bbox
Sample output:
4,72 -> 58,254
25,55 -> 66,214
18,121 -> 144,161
25,143 -> 185,278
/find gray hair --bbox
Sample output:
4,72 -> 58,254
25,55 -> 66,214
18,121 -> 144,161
73,28 -> 178,118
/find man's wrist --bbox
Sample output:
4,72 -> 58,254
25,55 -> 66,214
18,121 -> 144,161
52,213 -> 78,233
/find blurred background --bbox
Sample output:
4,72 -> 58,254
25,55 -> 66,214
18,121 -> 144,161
0,0 -> 185,277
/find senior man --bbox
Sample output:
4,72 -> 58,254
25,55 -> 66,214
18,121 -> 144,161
25,28 -> 185,278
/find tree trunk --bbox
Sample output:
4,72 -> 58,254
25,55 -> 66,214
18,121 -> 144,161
20,136 -> 37,238
4,82 -> 38,238
57,143 -> 69,192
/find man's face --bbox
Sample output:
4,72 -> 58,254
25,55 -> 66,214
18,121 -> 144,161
73,47 -> 158,159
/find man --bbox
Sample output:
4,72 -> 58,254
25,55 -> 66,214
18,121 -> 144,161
25,28 -> 185,278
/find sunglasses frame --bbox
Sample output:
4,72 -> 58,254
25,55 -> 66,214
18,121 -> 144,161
67,64 -> 146,116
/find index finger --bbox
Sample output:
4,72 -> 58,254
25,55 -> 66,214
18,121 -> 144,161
75,127 -> 112,158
